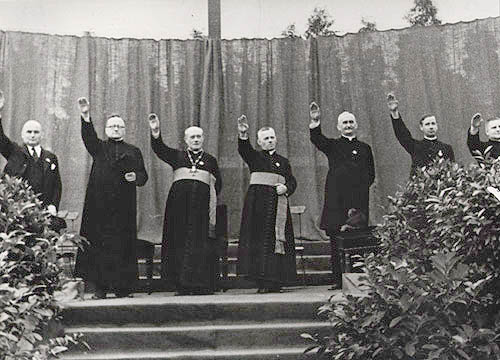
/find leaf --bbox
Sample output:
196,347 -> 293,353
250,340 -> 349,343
389,316 -> 403,328
300,333 -> 315,340
405,342 -> 416,356
50,345 -> 68,355
456,349 -> 471,359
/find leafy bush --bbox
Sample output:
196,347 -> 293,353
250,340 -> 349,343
307,155 -> 500,359
0,175 -> 85,359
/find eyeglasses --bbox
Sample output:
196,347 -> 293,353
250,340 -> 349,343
106,125 -> 125,129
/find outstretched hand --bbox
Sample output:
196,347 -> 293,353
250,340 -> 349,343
387,93 -> 399,115
78,97 -> 90,117
309,102 -> 320,122
471,113 -> 483,129
148,113 -> 160,132
0,90 -> 4,112
237,114 -> 249,133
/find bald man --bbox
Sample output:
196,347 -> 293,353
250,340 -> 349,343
149,115 -> 222,296
0,91 -> 61,217
237,115 -> 297,293
75,97 -> 148,299
309,103 -> 375,290
388,93 -> 454,175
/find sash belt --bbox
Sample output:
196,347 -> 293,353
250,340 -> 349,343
173,167 -> 217,237
249,172 -> 287,255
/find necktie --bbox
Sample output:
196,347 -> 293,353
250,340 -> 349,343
31,147 -> 39,161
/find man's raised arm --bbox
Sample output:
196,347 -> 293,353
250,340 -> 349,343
0,91 -> 15,159
78,97 -> 101,157
467,113 -> 485,156
237,114 -> 258,164
388,93 -> 416,155
309,102 -> 333,154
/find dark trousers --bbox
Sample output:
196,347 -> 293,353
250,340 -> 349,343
327,231 -> 342,286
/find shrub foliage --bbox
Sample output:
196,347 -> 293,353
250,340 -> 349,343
307,155 -> 500,359
0,175 -> 83,359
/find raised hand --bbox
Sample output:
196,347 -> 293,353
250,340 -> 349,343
78,97 -> 90,117
0,90 -> 4,112
148,113 -> 160,132
471,113 -> 483,129
237,114 -> 249,133
309,102 -> 320,122
387,93 -> 399,114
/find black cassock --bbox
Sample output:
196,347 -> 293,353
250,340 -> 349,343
310,125 -> 375,235
237,138 -> 297,287
391,114 -> 455,176
76,118 -> 148,293
467,129 -> 500,160
151,134 -> 222,292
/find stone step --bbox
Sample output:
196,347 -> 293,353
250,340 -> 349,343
62,293 -> 328,327
137,254 -> 331,277
60,346 -> 314,360
134,270 -> 332,292
144,240 -> 331,259
65,322 -> 328,353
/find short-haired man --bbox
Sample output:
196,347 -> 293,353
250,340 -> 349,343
309,103 -> 375,290
0,90 -> 61,219
149,114 -> 221,296
388,93 -> 455,176
75,97 -> 148,299
237,115 -> 297,293
467,113 -> 500,160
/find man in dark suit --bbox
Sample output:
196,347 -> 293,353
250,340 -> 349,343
309,102 -> 375,290
237,115 -> 297,294
387,93 -> 455,176
0,90 -> 62,217
467,113 -> 500,160
75,97 -> 148,299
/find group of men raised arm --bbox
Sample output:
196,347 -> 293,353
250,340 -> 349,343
0,89 -> 499,298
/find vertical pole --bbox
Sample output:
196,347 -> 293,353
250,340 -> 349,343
208,0 -> 221,39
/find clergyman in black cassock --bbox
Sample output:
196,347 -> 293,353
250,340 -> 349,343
467,113 -> 500,161
149,114 -> 222,296
0,91 -> 62,223
309,103 -> 375,290
236,115 -> 297,293
75,98 -> 148,299
388,94 -> 455,176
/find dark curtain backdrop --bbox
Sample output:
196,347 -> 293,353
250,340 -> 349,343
0,17 -> 499,242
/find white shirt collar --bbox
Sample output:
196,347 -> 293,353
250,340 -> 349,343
28,145 -> 41,157
342,135 -> 356,141
268,149 -> 276,155
424,136 -> 437,141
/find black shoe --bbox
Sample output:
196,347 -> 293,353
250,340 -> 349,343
175,289 -> 192,296
116,292 -> 134,298
329,284 -> 341,291
91,292 -> 106,300
192,288 -> 213,295
268,286 -> 282,293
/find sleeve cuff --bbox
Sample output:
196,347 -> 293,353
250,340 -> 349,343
309,121 -> 320,129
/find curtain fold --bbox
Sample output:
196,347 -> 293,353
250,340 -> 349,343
0,17 -> 499,241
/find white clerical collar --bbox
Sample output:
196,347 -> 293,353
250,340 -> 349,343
342,135 -> 356,141
28,145 -> 41,157
424,136 -> 437,141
